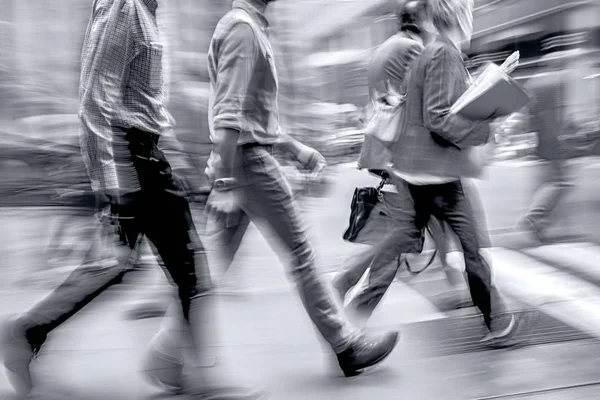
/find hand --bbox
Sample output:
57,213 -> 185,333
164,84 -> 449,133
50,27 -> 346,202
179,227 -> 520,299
206,189 -> 242,228
173,167 -> 205,200
295,146 -> 327,182
94,188 -> 121,212
205,152 -> 218,183
94,188 -> 137,222
500,51 -> 520,75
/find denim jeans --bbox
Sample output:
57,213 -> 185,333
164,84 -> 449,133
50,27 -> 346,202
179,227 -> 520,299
341,178 -> 505,330
524,160 -> 573,230
19,128 -> 214,356
204,145 -> 359,353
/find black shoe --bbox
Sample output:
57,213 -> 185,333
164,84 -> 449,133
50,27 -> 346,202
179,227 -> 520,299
336,331 -> 399,377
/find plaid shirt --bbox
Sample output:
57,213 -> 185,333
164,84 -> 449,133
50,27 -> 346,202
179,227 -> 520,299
79,0 -> 173,192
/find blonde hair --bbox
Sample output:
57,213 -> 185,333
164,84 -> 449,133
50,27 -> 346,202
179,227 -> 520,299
429,0 -> 474,35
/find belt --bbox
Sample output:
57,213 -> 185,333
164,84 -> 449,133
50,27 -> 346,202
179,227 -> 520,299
122,127 -> 159,143
240,142 -> 273,150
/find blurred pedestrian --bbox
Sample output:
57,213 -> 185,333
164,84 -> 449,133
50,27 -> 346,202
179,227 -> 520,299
202,0 -> 398,378
0,1 -> 260,398
342,0 -> 524,347
333,0 -> 447,320
517,61 -> 576,242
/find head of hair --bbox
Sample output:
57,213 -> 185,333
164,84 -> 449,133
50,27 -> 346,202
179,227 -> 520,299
429,0 -> 474,35
396,0 -> 429,34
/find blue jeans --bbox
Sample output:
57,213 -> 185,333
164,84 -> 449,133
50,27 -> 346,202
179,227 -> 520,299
524,160 -> 573,230
204,145 -> 359,353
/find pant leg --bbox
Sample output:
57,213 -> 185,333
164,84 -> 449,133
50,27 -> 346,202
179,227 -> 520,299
237,146 -> 359,353
433,181 -> 504,330
334,246 -> 378,298
204,211 -> 251,281
525,160 -> 573,230
461,179 -> 492,249
125,129 -> 217,365
335,179 -> 420,296
19,213 -> 140,350
427,216 -> 449,266
346,181 -> 431,322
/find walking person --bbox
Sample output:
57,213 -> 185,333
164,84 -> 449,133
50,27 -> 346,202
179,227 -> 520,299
517,61 -> 576,242
337,0 -> 524,346
333,0 -> 453,320
204,0 -> 399,378
1,1 -> 259,398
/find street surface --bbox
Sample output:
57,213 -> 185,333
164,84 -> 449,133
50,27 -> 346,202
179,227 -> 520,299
2,159 -> 600,399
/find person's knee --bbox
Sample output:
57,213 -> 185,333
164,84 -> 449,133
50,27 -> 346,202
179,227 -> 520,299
288,241 -> 317,278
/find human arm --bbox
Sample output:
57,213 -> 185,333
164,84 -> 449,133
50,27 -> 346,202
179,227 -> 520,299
422,45 -> 491,148
277,133 -> 327,177
209,22 -> 259,181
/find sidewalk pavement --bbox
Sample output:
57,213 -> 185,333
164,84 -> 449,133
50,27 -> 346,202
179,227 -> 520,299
2,161 -> 600,398
2,282 -> 600,400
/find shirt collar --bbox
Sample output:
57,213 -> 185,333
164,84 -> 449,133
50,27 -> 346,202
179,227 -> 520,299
436,34 -> 460,51
233,0 -> 269,29
142,0 -> 158,14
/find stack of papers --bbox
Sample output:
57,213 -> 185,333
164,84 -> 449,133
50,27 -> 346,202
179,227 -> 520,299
450,63 -> 530,120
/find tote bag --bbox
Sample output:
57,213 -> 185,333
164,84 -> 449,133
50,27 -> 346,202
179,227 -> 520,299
357,96 -> 406,171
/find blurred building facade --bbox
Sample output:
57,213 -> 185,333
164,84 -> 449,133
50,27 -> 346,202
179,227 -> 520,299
1,0 -> 599,201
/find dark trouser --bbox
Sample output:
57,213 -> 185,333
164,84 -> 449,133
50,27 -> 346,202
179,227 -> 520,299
426,179 -> 491,286
346,179 -> 504,330
20,128 -> 212,353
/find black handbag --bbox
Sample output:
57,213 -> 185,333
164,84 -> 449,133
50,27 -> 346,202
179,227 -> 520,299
342,178 -> 386,242
343,177 -> 437,275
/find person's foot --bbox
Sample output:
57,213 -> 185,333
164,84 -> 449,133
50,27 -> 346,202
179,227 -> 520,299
183,367 -> 268,399
336,331 -> 400,377
430,289 -> 474,311
480,313 -> 524,349
516,216 -> 546,243
183,383 -> 268,400
124,299 -> 168,320
0,316 -> 35,396
141,345 -> 184,395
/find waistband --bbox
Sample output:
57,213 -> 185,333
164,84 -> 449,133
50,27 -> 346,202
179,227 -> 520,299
121,127 -> 160,143
240,142 -> 273,151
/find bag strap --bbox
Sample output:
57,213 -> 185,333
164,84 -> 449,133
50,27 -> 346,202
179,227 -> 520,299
396,225 -> 439,275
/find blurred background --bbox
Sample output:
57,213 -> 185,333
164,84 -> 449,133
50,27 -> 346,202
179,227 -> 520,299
1,0 -> 599,203
2,1 -> 600,398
